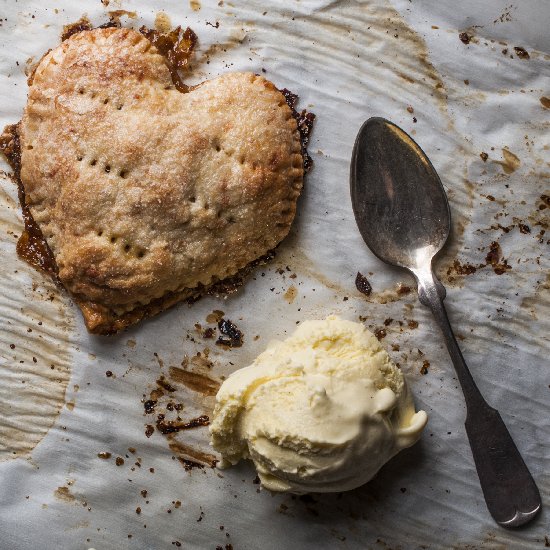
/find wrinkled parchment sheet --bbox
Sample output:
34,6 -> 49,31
1,0 -> 548,548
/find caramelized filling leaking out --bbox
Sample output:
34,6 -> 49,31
0,22 -> 315,334
61,17 -> 95,41
139,26 -> 198,93
0,124 -> 58,278
281,89 -> 316,174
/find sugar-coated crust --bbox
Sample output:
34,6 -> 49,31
19,28 -> 303,332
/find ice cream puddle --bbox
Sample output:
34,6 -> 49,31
210,315 -> 427,493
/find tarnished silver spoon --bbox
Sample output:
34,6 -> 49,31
350,117 -> 541,527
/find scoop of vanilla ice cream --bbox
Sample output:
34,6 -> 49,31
209,316 -> 427,493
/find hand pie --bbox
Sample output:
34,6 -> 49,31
2,27 -> 311,334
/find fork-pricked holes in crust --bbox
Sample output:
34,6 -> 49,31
76,87 -> 123,110
211,141 -> 249,169
99,231 -> 146,259
80,155 -> 129,179
212,138 -> 222,153
211,139 -> 250,168
122,243 -> 148,259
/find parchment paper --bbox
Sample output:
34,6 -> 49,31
1,0 -> 548,548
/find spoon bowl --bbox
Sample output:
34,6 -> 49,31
351,118 -> 450,271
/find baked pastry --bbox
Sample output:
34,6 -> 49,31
2,27 -> 312,334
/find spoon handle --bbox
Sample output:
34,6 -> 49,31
414,267 -> 541,528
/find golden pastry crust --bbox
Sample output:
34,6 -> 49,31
18,27 -> 303,333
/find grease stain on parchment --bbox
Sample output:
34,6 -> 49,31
0,181 -> 73,461
283,285 -> 298,304
494,148 -> 521,174
167,435 -> 217,469
54,482 -> 88,508
304,2 -> 451,122
276,243 -> 418,306
54,486 -> 75,503
106,10 -> 137,24
154,11 -> 172,33
195,29 -> 249,70
168,366 -> 220,396
275,245 -> 349,296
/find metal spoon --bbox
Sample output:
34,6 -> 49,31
350,117 -> 541,528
